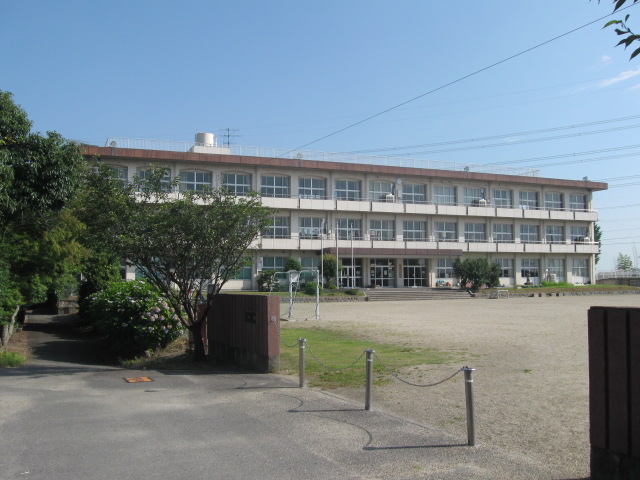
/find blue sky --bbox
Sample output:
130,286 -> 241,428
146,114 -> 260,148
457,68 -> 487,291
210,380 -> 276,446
2,0 -> 639,270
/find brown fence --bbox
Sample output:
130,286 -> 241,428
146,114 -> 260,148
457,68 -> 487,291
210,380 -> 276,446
208,294 -> 280,372
588,306 -> 640,479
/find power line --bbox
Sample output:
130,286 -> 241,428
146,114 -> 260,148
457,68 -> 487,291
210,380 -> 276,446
278,4 -> 639,157
345,115 -> 640,155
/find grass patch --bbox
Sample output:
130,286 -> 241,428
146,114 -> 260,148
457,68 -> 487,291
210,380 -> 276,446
278,327 -> 456,389
0,350 -> 27,367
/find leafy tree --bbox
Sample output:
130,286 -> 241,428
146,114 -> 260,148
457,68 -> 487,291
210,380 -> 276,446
79,164 -> 273,361
594,222 -> 602,264
616,252 -> 633,270
0,90 -> 85,318
321,254 -> 341,286
283,257 -> 303,272
600,0 -> 640,60
452,257 -> 501,292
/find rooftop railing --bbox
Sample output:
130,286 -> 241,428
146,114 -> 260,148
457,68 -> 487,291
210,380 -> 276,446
103,136 -> 541,178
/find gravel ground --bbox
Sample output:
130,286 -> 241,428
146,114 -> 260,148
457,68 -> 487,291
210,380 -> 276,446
284,294 -> 640,480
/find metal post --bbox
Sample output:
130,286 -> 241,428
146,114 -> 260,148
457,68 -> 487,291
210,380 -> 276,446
298,338 -> 306,388
335,221 -> 340,288
463,366 -> 476,446
365,349 -> 374,410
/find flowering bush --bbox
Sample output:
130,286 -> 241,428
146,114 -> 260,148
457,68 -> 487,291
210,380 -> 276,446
85,279 -> 184,359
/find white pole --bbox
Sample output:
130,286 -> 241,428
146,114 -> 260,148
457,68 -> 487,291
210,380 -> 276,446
336,221 -> 340,288
320,218 -> 325,287
350,222 -> 355,288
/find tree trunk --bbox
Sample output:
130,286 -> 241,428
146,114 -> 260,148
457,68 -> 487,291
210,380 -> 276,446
189,319 -> 207,362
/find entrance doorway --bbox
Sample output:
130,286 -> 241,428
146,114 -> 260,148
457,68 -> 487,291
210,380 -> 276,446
339,258 -> 362,288
403,259 -> 427,287
370,258 -> 396,287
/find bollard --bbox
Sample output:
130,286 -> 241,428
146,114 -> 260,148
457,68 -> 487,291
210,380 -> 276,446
365,349 -> 374,410
463,366 -> 476,447
298,338 -> 306,388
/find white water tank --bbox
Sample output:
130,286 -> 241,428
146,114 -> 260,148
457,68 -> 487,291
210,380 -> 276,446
195,132 -> 216,146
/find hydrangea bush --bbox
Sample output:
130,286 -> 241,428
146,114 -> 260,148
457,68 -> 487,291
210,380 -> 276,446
86,279 -> 184,359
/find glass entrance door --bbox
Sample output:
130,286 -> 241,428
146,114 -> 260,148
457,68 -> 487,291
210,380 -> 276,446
369,259 -> 396,287
403,261 -> 426,287
339,258 -> 362,288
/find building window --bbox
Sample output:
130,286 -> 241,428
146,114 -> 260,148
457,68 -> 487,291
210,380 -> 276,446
299,217 -> 324,239
262,257 -> 287,272
137,168 -> 172,192
495,258 -> 513,277
261,175 -> 290,198
520,224 -> 540,243
301,257 -> 320,271
546,225 -> 564,244
233,266 -> 252,280
572,258 -> 589,277
336,219 -> 362,240
545,192 -> 563,210
403,221 -> 426,241
180,171 -> 212,191
108,165 -> 128,188
569,194 -> 587,211
369,181 -> 394,201
433,185 -> 456,205
334,179 -> 361,201
492,224 -> 513,243
519,191 -> 539,209
464,187 -> 486,206
435,221 -> 457,242
402,183 -> 426,204
492,189 -> 513,208
546,258 -> 565,280
299,177 -> 326,199
369,219 -> 395,241
222,173 -> 251,196
570,226 -> 589,243
521,258 -> 540,279
436,258 -> 454,279
263,216 -> 290,238
464,223 -> 486,242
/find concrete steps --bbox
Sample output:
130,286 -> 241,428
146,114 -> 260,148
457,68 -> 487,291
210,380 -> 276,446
363,287 -> 472,301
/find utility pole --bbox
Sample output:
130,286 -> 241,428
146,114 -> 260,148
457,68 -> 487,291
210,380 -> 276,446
219,128 -> 240,148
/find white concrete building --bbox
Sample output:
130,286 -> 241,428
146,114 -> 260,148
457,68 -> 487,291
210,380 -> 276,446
83,135 -> 606,290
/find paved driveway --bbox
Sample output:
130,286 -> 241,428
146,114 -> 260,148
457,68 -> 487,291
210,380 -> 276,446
0,314 -> 565,480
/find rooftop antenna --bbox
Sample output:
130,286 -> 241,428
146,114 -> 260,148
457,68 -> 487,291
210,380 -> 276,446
219,128 -> 240,148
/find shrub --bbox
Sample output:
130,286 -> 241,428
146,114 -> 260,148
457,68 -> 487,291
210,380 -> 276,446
304,281 -> 323,295
0,351 -> 27,367
85,279 -> 184,359
257,270 -> 278,292
344,289 -> 358,296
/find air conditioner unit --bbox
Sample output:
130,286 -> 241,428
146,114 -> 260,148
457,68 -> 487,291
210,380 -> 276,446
583,237 -> 590,243
478,198 -> 487,206
385,194 -> 395,203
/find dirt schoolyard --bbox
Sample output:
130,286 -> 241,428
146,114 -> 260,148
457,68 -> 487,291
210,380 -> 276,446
284,294 -> 640,479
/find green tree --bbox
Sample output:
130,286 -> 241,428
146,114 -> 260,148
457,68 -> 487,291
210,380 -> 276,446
600,0 -> 640,60
452,257 -> 501,292
321,254 -> 341,286
0,90 -> 85,318
616,252 -> 633,270
79,164 -> 273,361
283,257 -> 303,272
594,222 -> 602,264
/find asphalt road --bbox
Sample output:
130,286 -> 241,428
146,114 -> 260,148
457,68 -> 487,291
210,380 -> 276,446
0,313 -> 564,480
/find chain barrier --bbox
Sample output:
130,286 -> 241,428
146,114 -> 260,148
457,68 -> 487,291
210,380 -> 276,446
372,352 -> 463,387
306,345 -> 366,372
276,323 -> 298,348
